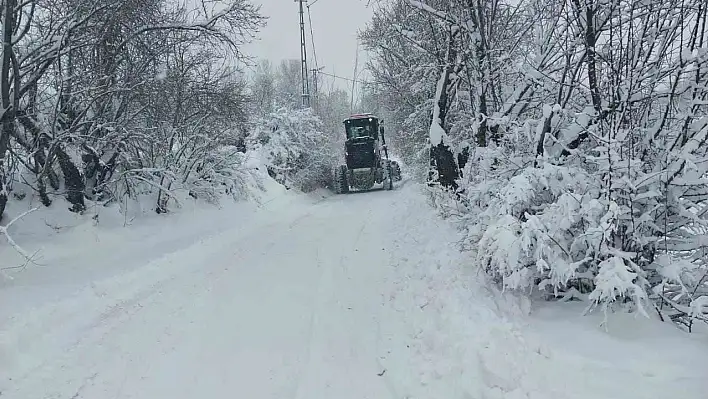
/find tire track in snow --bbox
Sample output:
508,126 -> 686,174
102,202 -> 337,398
290,203 -> 370,399
287,197 -> 403,399
291,246 -> 324,399
3,233 -> 240,398
4,181 -> 482,399
1,196 -> 335,398
344,206 -> 403,399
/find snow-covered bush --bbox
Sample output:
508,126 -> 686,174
183,146 -> 262,204
248,107 -> 337,192
457,129 -> 708,329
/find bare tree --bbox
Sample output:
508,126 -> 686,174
0,0 -> 265,221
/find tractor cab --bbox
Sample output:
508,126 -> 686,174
343,114 -> 382,170
344,114 -> 380,140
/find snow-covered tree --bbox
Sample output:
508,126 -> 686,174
363,0 -> 708,329
248,107 -> 337,192
0,0 -> 265,219
245,58 -> 359,193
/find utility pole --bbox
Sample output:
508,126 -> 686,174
350,41 -> 359,113
311,68 -> 318,106
296,0 -> 310,108
311,66 -> 324,109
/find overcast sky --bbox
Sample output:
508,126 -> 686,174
243,0 -> 374,92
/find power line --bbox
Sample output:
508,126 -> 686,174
299,0 -> 378,100
306,3 -> 325,105
351,41 -> 359,112
318,71 -> 376,86
306,5 -> 318,70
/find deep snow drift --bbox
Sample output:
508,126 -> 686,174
1,176 -> 707,398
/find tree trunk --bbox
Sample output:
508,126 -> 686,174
55,145 -> 86,213
457,144 -> 470,176
0,121 -> 11,222
467,0 -> 493,146
430,142 -> 459,189
0,0 -> 16,222
566,0 -> 600,151
428,28 -> 460,190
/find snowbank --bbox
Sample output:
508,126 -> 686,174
381,183 -> 708,399
0,149 -> 329,317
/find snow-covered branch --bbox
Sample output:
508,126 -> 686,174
0,207 -> 39,279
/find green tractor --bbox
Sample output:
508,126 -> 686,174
333,113 -> 401,194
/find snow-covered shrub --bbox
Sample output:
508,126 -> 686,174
184,146 -> 262,204
248,107 -> 337,192
456,128 -> 708,329
463,155 -> 601,296
101,139 -> 259,216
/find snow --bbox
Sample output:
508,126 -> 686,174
429,61 -> 451,146
429,120 -> 447,146
526,302 -> 708,398
1,176 -> 707,398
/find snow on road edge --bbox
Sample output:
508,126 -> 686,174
382,184 -> 708,399
0,178 -> 332,394
377,184 -> 540,399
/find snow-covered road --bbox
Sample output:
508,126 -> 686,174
2,181 -> 707,399
0,183 -> 435,398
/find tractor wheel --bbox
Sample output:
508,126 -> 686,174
383,161 -> 394,191
334,164 -> 349,194
391,161 -> 402,181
